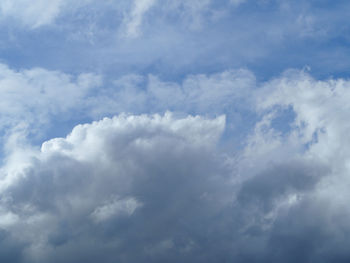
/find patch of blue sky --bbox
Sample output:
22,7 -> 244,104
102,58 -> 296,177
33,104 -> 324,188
270,105 -> 296,134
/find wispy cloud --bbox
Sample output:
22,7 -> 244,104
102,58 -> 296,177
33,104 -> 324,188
122,0 -> 157,38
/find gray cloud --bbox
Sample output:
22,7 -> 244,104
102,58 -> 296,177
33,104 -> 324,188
0,113 -> 232,262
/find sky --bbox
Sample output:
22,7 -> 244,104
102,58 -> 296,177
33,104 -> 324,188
0,0 -> 350,262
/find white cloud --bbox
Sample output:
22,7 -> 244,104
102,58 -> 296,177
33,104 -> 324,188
0,0 -> 246,35
257,69 -> 350,163
122,0 -> 158,38
91,196 -> 142,223
0,65 -> 254,131
0,64 -> 102,138
0,210 -> 19,228
0,0 -> 64,28
86,69 -> 255,117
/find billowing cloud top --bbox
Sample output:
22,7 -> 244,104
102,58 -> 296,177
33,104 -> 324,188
0,0 -> 350,262
0,113 -> 227,262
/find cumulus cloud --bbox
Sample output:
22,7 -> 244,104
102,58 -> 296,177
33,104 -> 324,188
1,64 -> 350,262
257,69 -> 350,163
1,0 -> 350,262
0,113 -> 228,262
236,70 -> 350,262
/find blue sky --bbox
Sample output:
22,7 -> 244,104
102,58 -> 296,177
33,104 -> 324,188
0,1 -> 350,262
1,0 -> 349,80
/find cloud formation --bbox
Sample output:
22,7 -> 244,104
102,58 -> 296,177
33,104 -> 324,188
0,113 -> 228,263
0,67 -> 349,262
0,0 -> 350,262
0,64 -> 254,148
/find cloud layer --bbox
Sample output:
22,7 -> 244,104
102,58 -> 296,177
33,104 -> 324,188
0,1 -> 350,260
0,65 -> 349,261
2,0 -> 349,79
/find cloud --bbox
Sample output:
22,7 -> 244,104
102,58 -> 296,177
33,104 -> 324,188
120,0 -> 227,37
0,0 -> 247,36
0,64 -> 102,139
0,0 -> 64,28
0,0 -> 220,32
1,0 -> 350,262
1,65 -> 350,262
0,63 -> 257,166
122,0 -> 158,38
0,113 -> 227,262
0,64 -> 254,148
234,70 -> 350,262
257,69 -> 350,163
0,0 -> 349,82
86,69 -> 255,117
90,196 -> 141,223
